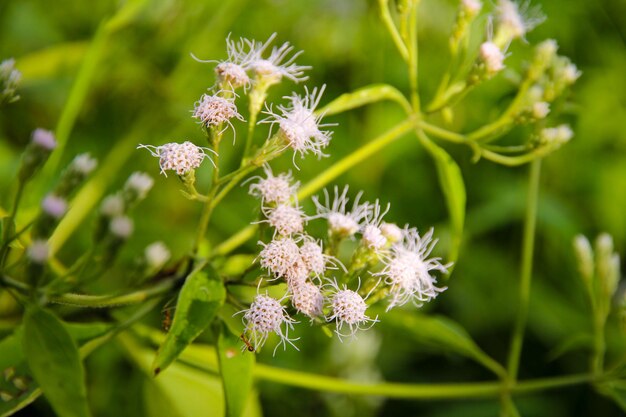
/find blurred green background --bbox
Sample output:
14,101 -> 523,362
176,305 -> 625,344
1,0 -> 625,416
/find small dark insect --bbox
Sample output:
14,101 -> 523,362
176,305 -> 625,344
161,299 -> 176,332
162,308 -> 173,332
240,333 -> 255,352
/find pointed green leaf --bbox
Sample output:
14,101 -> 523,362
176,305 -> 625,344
217,323 -> 255,417
22,306 -> 91,417
317,84 -> 412,116
153,267 -> 226,375
420,135 -> 466,270
386,311 -> 505,378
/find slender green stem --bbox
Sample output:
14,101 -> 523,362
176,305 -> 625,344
377,0 -> 409,61
592,312 -> 606,376
417,120 -> 465,143
507,159 -> 542,381
49,280 -> 174,308
480,148 -> 551,167
0,180 -> 25,267
252,366 -> 592,400
211,165 -> 257,211
212,119 -> 414,257
407,0 -> 420,112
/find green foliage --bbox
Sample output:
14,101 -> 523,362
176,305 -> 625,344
153,267 -> 226,375
22,306 -> 90,417
217,323 -> 255,417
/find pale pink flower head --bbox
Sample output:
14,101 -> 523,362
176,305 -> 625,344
248,165 -> 299,204
326,279 -> 378,341
258,237 -> 301,279
137,141 -> 216,177
192,92 -> 244,133
262,203 -> 306,237
290,280 -> 324,320
240,293 -> 298,354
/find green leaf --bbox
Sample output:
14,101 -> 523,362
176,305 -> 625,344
598,380 -> 626,411
317,84 -> 412,116
119,332 -> 224,417
217,323 -> 255,417
419,134 -> 466,271
153,267 -> 226,375
22,306 -> 91,417
386,311 -> 505,378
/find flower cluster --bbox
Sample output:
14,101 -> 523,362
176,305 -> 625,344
239,172 -> 450,353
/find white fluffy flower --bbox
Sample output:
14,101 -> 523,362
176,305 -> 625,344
494,0 -> 545,45
327,280 -> 378,340
241,293 -> 298,353
380,222 -> 403,244
313,186 -> 371,239
192,93 -> 244,132
360,200 -> 389,250
263,203 -> 305,236
137,141 -> 216,177
248,165 -> 299,204
479,42 -> 506,75
263,85 -> 333,163
373,227 -> 449,311
290,280 -> 324,319
247,33 -> 310,84
41,194 -> 67,219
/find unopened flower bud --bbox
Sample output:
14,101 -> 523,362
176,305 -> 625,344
27,239 -> 49,264
573,235 -> 594,286
144,241 -> 171,271
54,153 -> 98,197
539,125 -> 573,148
123,172 -> 154,205
100,194 -> 125,217
109,216 -> 133,239
18,129 -> 57,183
0,58 -> 21,104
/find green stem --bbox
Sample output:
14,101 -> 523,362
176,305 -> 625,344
0,180 -> 25,267
417,120 -> 465,143
407,0 -> 420,112
49,280 -> 174,308
480,148 -> 551,167
377,0 -> 409,61
507,159 -> 542,381
211,119 -> 414,257
592,312 -> 606,376
253,366 -> 591,400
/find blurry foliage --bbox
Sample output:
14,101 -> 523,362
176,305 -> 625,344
0,0 -> 625,416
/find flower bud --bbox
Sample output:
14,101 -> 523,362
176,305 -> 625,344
18,129 -> 57,183
0,58 -> 21,104
123,172 -> 154,206
54,153 -> 98,197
